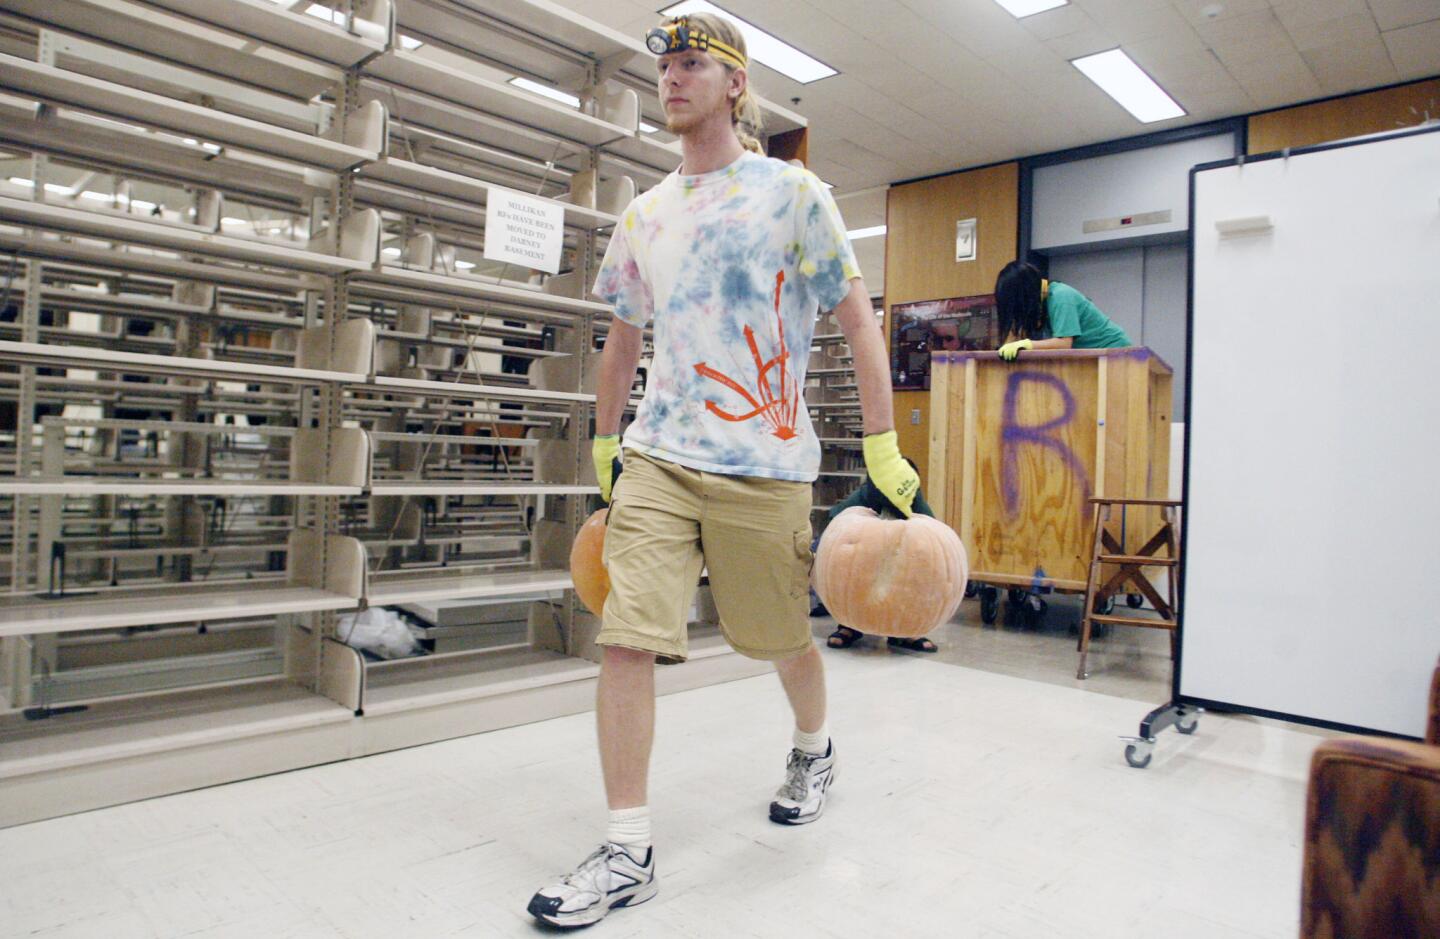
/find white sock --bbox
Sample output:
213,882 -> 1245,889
793,722 -> 829,756
607,805 -> 651,848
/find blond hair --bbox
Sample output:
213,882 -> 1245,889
664,13 -> 765,154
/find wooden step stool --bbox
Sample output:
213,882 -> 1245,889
1077,497 -> 1182,680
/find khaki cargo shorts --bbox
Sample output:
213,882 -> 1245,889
598,450 -> 814,663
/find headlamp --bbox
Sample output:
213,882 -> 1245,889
644,18 -> 747,70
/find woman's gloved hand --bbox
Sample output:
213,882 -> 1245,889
861,430 -> 919,517
998,338 -> 1034,361
592,434 -> 621,503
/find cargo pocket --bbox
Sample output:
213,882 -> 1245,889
790,528 -> 814,599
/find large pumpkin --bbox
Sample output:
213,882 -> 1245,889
569,508 -> 610,615
812,507 -> 968,638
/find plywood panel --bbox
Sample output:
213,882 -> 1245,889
1247,77 -> 1440,154
971,359 -> 1099,588
884,162 -> 1020,481
884,162 -> 1019,308
933,349 -> 1171,592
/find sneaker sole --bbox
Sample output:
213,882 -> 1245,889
528,882 -> 658,929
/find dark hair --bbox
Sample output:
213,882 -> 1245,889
994,261 -> 1047,342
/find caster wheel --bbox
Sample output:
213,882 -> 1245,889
979,587 -> 999,625
1007,587 -> 1027,605
1176,719 -> 1198,736
1023,595 -> 1048,629
1094,595 -> 1116,616
1124,744 -> 1152,769
964,581 -> 978,599
1127,593 -> 1144,609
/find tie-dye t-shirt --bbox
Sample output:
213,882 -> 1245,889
592,151 -> 860,482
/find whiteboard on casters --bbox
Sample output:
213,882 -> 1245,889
1182,125 -> 1440,738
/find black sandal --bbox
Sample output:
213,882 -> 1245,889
887,636 -> 938,653
827,625 -> 863,648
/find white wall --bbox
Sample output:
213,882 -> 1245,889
1031,133 -> 1235,251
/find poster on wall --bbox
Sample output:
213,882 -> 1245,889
890,294 -> 998,390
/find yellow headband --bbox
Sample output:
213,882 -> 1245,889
645,19 -> 748,71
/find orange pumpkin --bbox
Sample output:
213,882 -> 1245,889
569,508 -> 610,615
812,507 -> 968,638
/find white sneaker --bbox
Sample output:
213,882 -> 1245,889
527,842 -> 657,929
769,740 -> 836,825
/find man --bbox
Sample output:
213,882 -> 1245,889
528,13 -> 919,929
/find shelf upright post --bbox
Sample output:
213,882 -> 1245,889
289,64 -> 369,694
1,26 -> 56,705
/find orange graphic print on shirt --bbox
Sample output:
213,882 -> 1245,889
693,271 -> 800,441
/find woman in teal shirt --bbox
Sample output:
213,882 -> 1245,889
993,260 -> 1132,360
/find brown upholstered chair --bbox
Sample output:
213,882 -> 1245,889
1300,657 -> 1440,938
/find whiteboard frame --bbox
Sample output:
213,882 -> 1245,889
1174,122 -> 1440,740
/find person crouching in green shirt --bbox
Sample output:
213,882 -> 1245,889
994,260 -> 1132,361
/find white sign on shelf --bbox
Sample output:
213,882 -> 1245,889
484,190 -> 563,274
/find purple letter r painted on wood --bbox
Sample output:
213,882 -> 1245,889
1001,371 -> 1091,517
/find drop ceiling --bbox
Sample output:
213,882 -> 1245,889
554,0 -> 1440,258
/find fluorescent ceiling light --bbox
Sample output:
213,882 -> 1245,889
847,225 -> 885,240
639,120 -> 659,134
454,260 -> 476,270
658,1 -> 837,84
398,34 -> 423,50
510,77 -> 581,109
1071,48 -> 1185,123
993,0 -> 1068,17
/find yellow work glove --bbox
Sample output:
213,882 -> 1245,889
862,430 -> 919,518
592,434 -> 621,503
998,338 -> 1033,361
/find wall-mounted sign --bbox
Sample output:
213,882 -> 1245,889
956,217 -> 977,262
484,189 -> 563,274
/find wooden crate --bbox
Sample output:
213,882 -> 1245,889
928,348 -> 1173,591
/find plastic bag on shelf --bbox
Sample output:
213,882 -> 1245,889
336,607 -> 425,660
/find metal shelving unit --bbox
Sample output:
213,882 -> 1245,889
0,0 -> 806,827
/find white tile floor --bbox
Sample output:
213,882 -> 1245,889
0,638 -> 1321,939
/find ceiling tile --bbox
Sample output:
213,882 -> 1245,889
1194,9 -> 1295,50
1093,3 -> 1198,42
1367,0 -> 1440,31
1173,0 -> 1274,29
1276,9 -> 1382,51
902,0 -> 1042,60
1017,4 -> 1099,41
1301,35 -> 1401,93
1223,52 -> 1325,106
1045,26 -> 1121,60
1382,18 -> 1440,79
1272,0 -> 1372,27
1126,28 -> 1214,63
1075,0 -> 1174,22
